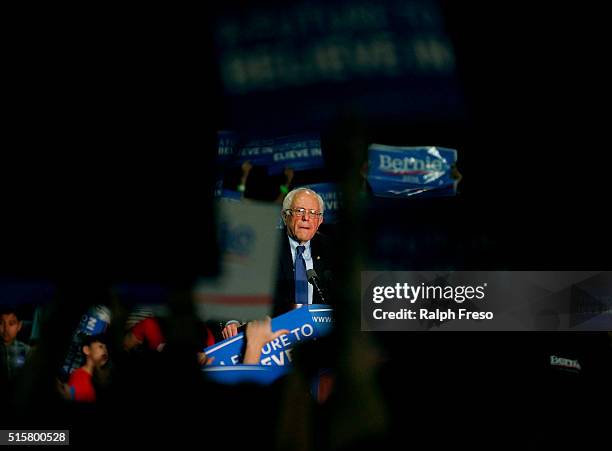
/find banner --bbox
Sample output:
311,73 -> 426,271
202,365 -> 292,385
203,304 -> 333,367
235,133 -> 324,175
193,200 -> 282,321
235,136 -> 275,167
267,133 -> 323,174
215,131 -> 240,198
367,144 -> 457,198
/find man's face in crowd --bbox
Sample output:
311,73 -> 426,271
284,191 -> 323,244
84,341 -> 109,368
0,313 -> 22,346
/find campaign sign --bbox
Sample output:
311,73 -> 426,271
193,200 -> 281,321
203,365 -> 292,386
300,183 -> 341,224
234,133 -> 324,175
203,304 -> 333,367
367,144 -> 457,198
215,131 -> 240,198
217,130 -> 239,161
268,133 -> 324,174
235,136 -> 276,167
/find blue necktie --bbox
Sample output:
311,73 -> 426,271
295,245 -> 308,304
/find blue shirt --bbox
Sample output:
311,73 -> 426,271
2,340 -> 30,379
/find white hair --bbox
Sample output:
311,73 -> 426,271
282,187 -> 325,217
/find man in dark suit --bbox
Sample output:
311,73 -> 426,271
273,187 -> 333,316
222,187 -> 332,338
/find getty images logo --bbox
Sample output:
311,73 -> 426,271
378,154 -> 444,175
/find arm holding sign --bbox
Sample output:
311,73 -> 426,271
236,160 -> 253,195
221,320 -> 243,339
274,167 -> 295,204
243,317 -> 289,364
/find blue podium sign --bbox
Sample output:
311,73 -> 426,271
202,365 -> 292,385
203,304 -> 333,367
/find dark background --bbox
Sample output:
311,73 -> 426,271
2,1 -> 610,446
3,2 -> 610,278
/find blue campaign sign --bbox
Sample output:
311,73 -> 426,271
268,133 -> 324,174
300,183 -> 341,224
202,365 -> 292,386
235,136 -> 276,167
233,133 -> 324,174
217,131 -> 239,161
203,304 -> 333,367
215,131 -> 240,197
367,144 -> 458,198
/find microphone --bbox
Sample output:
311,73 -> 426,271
307,269 -> 327,304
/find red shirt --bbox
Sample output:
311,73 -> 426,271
68,367 -> 96,403
131,317 -> 165,351
204,325 -> 215,347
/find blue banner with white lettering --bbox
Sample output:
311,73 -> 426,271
203,305 -> 333,367
202,365 -> 292,385
215,131 -> 240,197
367,144 -> 457,198
235,133 -> 324,175
235,136 -> 275,167
300,183 -> 341,224
268,133 -> 323,174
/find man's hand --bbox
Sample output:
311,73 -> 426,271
221,322 -> 240,339
243,317 -> 289,364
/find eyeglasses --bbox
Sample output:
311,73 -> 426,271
284,208 -> 323,218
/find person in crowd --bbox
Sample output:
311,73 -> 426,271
123,316 -> 166,352
0,306 -> 31,380
58,334 -> 109,403
123,314 -> 215,366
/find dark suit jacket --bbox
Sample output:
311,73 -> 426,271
273,231 -> 334,316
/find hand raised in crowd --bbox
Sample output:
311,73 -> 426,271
221,322 -> 240,339
283,167 -> 294,185
243,316 -> 289,364
241,160 -> 253,175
